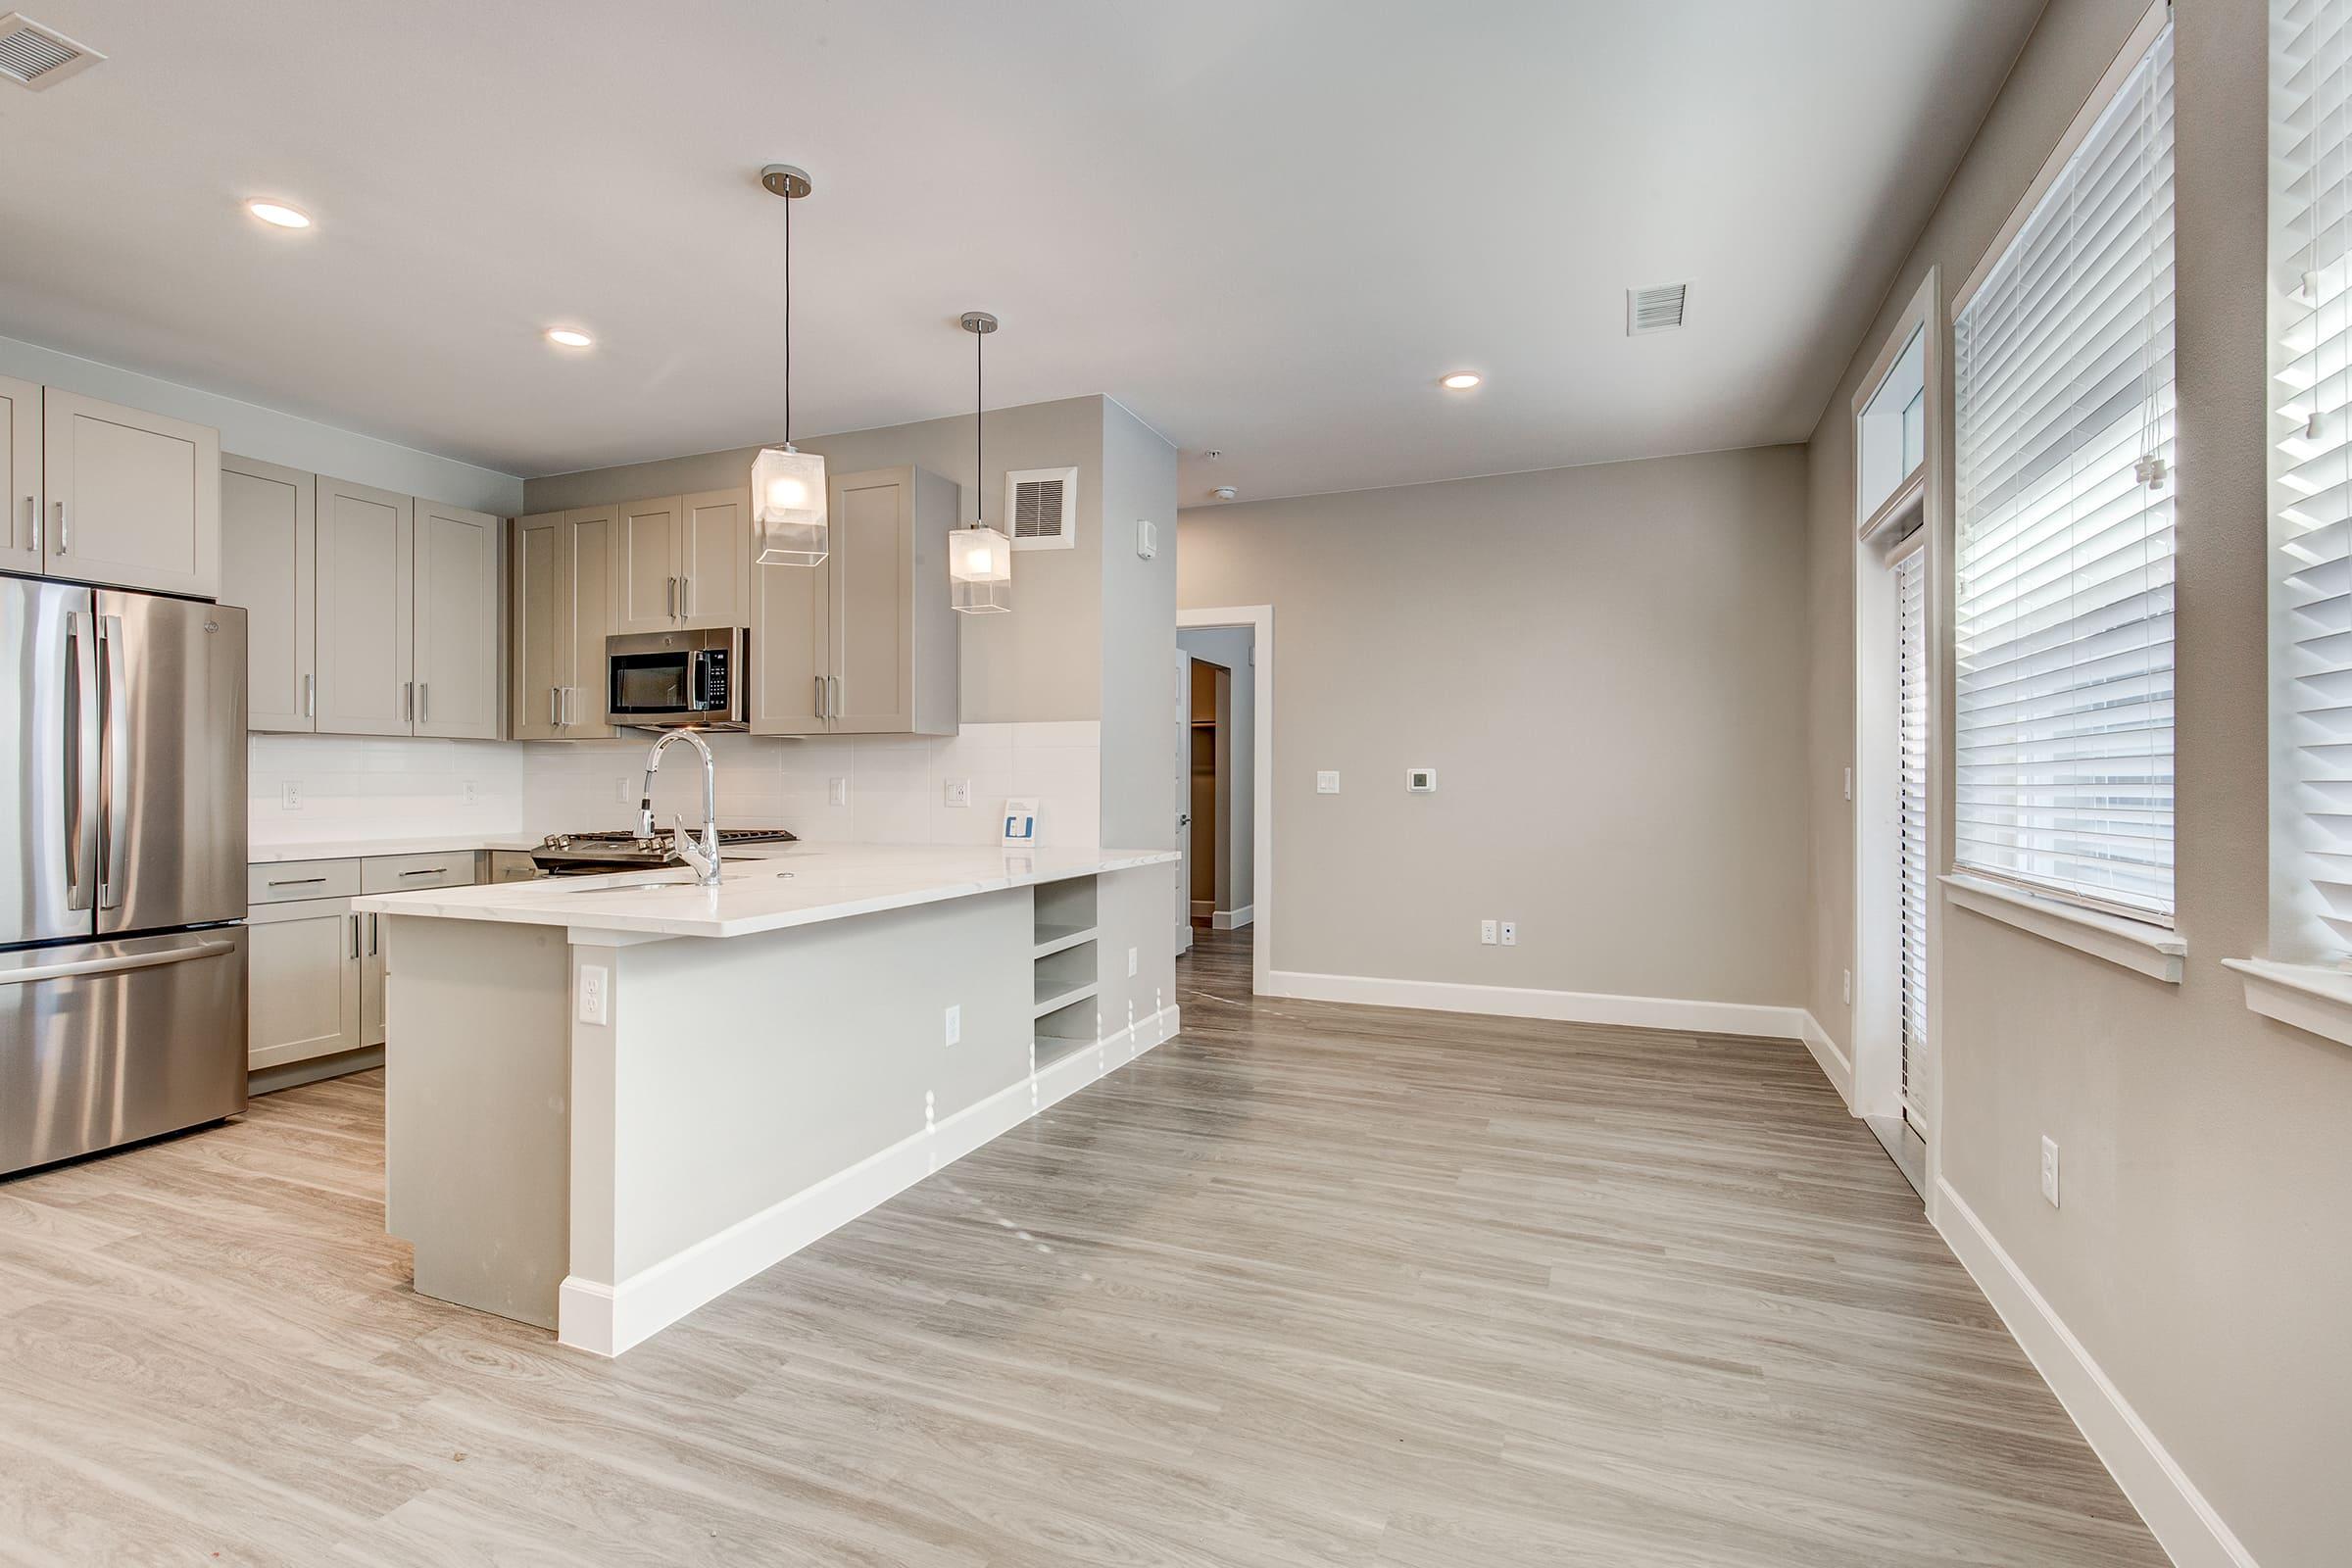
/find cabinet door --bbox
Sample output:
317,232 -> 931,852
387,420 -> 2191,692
680,487 -> 749,629
247,898 -> 362,1070
828,467 -> 914,734
613,496 -> 683,633
512,512 -> 564,740
220,455 -> 317,733
414,500 -> 500,740
316,476 -> 416,735
0,373 -> 38,576
751,527 -> 829,735
40,389 -> 220,598
562,506 -> 617,736
361,910 -> 386,1049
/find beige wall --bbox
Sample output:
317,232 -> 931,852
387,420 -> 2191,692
1804,0 -> 2352,1558
522,396 -> 1109,725
1180,446 -> 1809,1007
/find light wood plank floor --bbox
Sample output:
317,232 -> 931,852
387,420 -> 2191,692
0,925 -> 2162,1566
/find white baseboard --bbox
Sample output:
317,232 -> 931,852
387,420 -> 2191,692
1265,968 -> 1806,1041
1798,1010 -> 1855,1109
1934,1180 -> 2258,1568
559,1004 -> 1183,1358
1211,905 -> 1254,930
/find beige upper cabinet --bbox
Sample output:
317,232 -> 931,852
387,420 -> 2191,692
0,374 -> 38,576
614,496 -> 685,634
512,505 -> 616,740
752,466 -> 958,737
414,501 -> 500,740
220,455 -> 318,733
40,389 -> 220,599
316,477 -> 416,736
681,487 -> 750,629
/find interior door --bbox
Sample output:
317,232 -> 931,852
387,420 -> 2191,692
414,501 -> 499,740
93,590 -> 245,938
680,488 -> 749,630
0,373 -> 39,576
220,455 -> 317,733
613,497 -> 683,634
0,576 -> 95,947
828,468 -> 912,733
1174,651 -> 1192,956
316,477 -> 415,735
40,389 -> 220,599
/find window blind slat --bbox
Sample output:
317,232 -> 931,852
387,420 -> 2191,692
1955,21 -> 2176,923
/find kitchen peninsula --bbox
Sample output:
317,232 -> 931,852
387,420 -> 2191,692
358,842 -> 1178,1355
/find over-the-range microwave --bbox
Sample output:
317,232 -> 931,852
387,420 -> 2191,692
606,627 -> 747,727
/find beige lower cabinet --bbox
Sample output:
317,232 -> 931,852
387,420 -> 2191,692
752,465 -> 958,737
513,506 -> 617,739
227,466 -> 502,740
247,897 -> 364,1071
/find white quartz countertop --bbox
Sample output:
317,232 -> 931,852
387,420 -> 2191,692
249,834 -> 547,864
353,843 -> 1178,940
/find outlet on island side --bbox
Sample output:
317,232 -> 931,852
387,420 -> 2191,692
2040,1136 -> 2061,1208
944,1004 -> 961,1047
1127,947 -> 1139,978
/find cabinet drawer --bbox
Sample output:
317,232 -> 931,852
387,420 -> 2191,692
248,858 -> 361,905
360,851 -> 482,894
487,851 -> 545,884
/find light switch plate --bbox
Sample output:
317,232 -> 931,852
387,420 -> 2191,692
1316,770 -> 1341,794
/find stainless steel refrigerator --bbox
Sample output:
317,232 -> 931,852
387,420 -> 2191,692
1,574 -> 247,1177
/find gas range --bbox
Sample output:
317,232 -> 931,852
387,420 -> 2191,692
530,827 -> 798,877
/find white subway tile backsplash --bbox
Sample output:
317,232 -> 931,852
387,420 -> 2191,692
248,735 -> 527,850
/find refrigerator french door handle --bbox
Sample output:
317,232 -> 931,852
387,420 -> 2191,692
96,614 -> 126,910
63,610 -> 97,911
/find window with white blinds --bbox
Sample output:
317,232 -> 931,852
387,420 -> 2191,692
1953,22 -> 2177,923
2274,0 -> 2352,963
1895,541 -> 1931,1124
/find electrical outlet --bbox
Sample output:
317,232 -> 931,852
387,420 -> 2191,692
1316,770 -> 1341,794
1842,969 -> 1852,1004
828,777 -> 847,807
944,778 -> 971,808
279,780 -> 303,811
2040,1136 -> 2061,1208
576,964 -> 610,1027
1128,947 -> 1139,978
1499,920 -> 1518,947
944,1004 -> 961,1047
464,779 -> 479,806
1843,766 -> 1852,802
1480,919 -> 1497,945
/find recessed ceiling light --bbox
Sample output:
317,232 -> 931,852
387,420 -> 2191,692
1440,371 -> 1482,390
545,327 -> 594,349
245,200 -> 311,229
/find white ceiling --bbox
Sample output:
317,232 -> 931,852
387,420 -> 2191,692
0,0 -> 2039,503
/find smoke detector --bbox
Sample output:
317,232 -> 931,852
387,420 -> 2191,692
1627,282 -> 1690,335
1209,486 -> 1238,502
0,14 -> 103,90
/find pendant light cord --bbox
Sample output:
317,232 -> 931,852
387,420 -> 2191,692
783,184 -> 793,446
974,324 -> 984,525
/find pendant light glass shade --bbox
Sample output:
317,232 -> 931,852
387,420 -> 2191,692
949,522 -> 1012,613
752,444 -> 828,565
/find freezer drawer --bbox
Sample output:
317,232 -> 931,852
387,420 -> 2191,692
0,928 -> 247,1177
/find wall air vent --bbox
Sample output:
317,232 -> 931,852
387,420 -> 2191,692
1627,282 -> 1690,335
0,14 -> 102,89
1005,466 -> 1078,550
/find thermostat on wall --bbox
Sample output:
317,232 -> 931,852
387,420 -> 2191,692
1002,797 -> 1040,847
1406,767 -> 1438,793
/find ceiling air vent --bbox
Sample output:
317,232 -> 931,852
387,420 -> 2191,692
1005,466 -> 1078,550
0,14 -> 102,89
1627,282 -> 1690,336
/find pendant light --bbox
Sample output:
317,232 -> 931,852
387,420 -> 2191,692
752,163 -> 827,566
950,310 -> 1012,613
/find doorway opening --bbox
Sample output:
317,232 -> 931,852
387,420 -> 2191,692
1176,607 -> 1273,997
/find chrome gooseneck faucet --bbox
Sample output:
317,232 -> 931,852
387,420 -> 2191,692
636,727 -> 723,887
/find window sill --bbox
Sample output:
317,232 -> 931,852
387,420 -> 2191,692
1940,874 -> 2184,983
2222,958 -> 2352,1051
